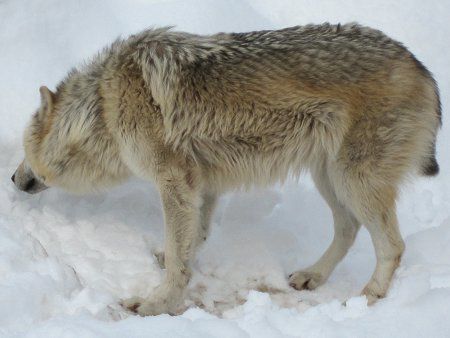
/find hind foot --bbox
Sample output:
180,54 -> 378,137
288,270 -> 326,291
361,285 -> 386,305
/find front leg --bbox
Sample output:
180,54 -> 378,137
154,191 -> 217,269
123,166 -> 202,316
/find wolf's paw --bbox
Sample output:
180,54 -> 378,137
288,270 -> 325,291
121,295 -> 178,316
121,286 -> 183,316
361,285 -> 385,305
121,296 -> 145,313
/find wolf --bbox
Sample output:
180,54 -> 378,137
12,23 -> 441,315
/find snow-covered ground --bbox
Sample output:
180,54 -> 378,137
1,0 -> 450,337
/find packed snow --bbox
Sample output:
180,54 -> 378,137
1,0 -> 450,337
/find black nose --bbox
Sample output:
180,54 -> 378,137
11,174 -> 15,183
24,178 -> 36,192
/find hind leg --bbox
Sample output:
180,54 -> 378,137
289,161 -> 361,290
331,167 -> 405,304
358,193 -> 404,304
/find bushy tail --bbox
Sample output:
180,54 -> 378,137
419,67 -> 441,177
421,153 -> 439,176
421,139 -> 439,176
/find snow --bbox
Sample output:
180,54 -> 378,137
1,0 -> 450,336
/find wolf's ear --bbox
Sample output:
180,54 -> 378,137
38,86 -> 55,120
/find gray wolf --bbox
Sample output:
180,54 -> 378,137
12,23 -> 441,315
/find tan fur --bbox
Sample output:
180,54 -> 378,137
13,23 -> 441,315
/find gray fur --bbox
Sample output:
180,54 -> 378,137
13,23 -> 441,315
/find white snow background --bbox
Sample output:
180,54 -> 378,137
1,0 -> 450,337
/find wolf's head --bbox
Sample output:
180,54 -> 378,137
12,84 -> 129,195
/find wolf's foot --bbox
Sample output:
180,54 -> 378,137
361,285 -> 385,305
121,296 -> 145,313
122,296 -> 179,316
121,286 -> 183,316
288,270 -> 326,290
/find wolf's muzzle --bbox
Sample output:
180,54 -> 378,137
12,170 -> 48,194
